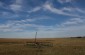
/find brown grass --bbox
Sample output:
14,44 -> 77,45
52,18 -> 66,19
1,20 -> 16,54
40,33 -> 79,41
0,38 -> 85,55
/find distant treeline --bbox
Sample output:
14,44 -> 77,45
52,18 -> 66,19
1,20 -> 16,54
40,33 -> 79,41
0,42 -> 21,44
70,36 -> 85,38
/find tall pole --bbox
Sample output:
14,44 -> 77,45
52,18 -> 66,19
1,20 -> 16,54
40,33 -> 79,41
35,32 -> 37,43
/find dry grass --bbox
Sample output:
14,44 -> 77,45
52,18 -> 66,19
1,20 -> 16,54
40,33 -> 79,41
0,38 -> 85,55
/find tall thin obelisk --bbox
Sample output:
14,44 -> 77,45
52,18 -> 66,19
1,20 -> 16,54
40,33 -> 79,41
35,32 -> 37,43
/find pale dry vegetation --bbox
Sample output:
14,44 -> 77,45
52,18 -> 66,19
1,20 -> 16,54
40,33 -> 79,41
0,38 -> 85,55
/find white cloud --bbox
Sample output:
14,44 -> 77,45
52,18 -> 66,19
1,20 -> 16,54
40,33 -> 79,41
10,4 -> 22,12
62,7 -> 85,14
0,16 -> 51,32
62,7 -> 73,12
0,12 -> 19,19
9,0 -> 23,12
61,18 -> 85,26
0,0 -> 85,38
0,24 -> 10,29
22,19 -> 36,22
0,22 -> 24,32
58,0 -> 72,3
28,7 -> 41,13
0,18 -> 85,38
43,1 -> 80,17
9,0 -> 41,13
15,0 -> 23,4
13,16 -> 50,23
1,25 -> 85,38
75,8 -> 85,14
14,19 -> 36,23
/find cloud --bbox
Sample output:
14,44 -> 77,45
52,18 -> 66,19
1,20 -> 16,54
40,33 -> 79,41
55,25 -> 85,37
0,0 -> 21,12
58,0 -> 72,3
62,7 -> 73,12
61,18 -> 85,26
10,4 -> 22,12
1,25 -> 85,38
0,1 -> 9,10
0,16 -> 51,32
0,23 -> 43,32
0,0 -> 25,13
0,22 -> 24,32
13,17 -> 49,23
0,18 -> 85,38
28,7 -> 41,13
15,0 -> 23,4
0,0 -> 85,38
75,8 -> 85,14
9,0 -> 42,13
0,24 -> 10,29
0,11 -> 19,19
43,1 -> 80,17
9,0 -> 23,12
12,19 -> 36,25
62,7 -> 85,14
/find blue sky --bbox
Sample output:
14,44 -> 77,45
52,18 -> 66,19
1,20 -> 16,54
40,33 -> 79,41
0,0 -> 85,38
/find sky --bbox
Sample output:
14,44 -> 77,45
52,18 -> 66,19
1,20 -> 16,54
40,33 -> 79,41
0,0 -> 85,38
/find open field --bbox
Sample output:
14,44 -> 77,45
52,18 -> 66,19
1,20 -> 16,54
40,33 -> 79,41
0,38 -> 85,55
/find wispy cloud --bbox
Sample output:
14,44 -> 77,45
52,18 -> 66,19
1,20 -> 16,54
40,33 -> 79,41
61,18 -> 85,26
0,1 -> 10,10
62,7 -> 73,12
0,18 -> 85,38
0,16 -> 51,32
75,8 -> 85,14
15,0 -> 23,4
0,0 -> 85,38
9,0 -> 23,12
13,19 -> 36,23
28,7 -> 41,13
10,4 -> 22,12
62,7 -> 85,14
58,0 -> 72,4
43,1 -> 81,17
0,12 -> 19,19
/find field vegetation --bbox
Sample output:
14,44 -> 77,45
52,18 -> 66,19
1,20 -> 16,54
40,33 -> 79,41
0,38 -> 85,55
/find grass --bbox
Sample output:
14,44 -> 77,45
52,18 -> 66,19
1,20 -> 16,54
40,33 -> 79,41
0,38 -> 85,55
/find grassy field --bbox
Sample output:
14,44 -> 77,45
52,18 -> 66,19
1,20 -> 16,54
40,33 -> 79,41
0,38 -> 85,55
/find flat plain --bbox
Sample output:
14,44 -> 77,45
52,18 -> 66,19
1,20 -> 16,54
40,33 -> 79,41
0,38 -> 85,55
